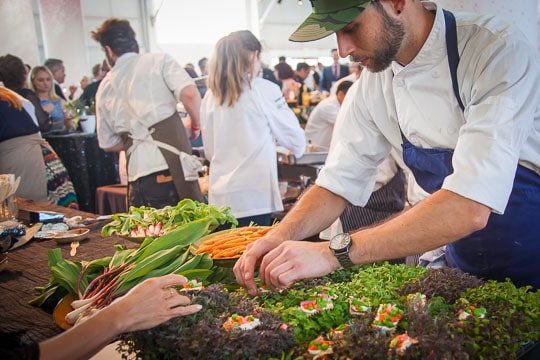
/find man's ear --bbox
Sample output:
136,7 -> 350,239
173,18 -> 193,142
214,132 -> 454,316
104,46 -> 113,57
337,91 -> 345,104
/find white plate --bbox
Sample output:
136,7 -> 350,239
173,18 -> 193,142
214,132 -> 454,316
53,228 -> 90,243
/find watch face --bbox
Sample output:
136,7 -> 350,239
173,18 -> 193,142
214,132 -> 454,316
330,233 -> 350,250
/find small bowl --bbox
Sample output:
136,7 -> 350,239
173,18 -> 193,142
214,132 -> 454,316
53,228 -> 90,243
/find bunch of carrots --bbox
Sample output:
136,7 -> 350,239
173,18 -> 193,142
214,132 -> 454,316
195,226 -> 272,258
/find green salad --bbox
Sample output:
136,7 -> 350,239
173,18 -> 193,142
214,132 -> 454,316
101,199 -> 238,238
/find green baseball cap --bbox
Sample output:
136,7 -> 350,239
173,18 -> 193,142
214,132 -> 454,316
289,0 -> 371,42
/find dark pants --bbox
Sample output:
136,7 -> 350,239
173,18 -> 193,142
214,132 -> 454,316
128,170 -> 180,209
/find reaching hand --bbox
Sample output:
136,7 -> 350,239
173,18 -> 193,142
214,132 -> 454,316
257,240 -> 340,291
233,232 -> 286,295
109,274 -> 202,333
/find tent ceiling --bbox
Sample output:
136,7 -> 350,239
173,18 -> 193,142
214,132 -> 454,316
257,0 -> 337,57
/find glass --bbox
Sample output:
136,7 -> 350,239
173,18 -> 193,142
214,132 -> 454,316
0,195 -> 18,221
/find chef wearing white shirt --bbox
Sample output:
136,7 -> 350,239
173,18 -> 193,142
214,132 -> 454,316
201,30 -> 305,227
234,0 -> 540,294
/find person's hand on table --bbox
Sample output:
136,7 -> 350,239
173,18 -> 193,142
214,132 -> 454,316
258,240 -> 340,291
109,274 -> 202,332
39,274 -> 202,360
233,232 -> 289,296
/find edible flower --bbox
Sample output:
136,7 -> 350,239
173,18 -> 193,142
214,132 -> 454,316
181,279 -> 204,292
388,332 -> 418,356
223,314 -> 260,331
406,292 -> 426,311
350,296 -> 371,315
299,293 -> 334,316
308,336 -> 332,355
372,304 -> 403,332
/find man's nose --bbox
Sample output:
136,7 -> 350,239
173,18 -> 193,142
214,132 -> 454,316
336,32 -> 355,58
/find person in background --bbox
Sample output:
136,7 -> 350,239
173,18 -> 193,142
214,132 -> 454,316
24,63 -> 32,88
0,84 -> 78,208
0,86 -> 49,202
198,57 -> 208,76
195,58 -> 209,98
92,18 -> 204,209
79,59 -> 110,107
262,65 -> 281,87
30,66 -> 75,132
201,30 -> 305,227
184,65 -> 198,79
294,62 -> 312,106
311,64 -> 321,91
274,61 -> 300,100
319,48 -> 349,95
6,274 -> 201,360
234,0 -> 540,294
305,80 -> 353,152
68,75 -> 89,101
184,63 -> 197,76
0,54 -> 51,132
44,58 -> 67,100
330,62 -> 362,95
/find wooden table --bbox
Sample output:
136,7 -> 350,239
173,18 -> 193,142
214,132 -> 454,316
0,198 -> 136,353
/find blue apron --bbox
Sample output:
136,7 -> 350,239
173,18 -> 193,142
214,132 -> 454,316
401,10 -> 540,289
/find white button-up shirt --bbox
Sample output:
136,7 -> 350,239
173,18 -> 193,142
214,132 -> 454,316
317,2 -> 540,214
96,52 -> 195,181
201,77 -> 305,218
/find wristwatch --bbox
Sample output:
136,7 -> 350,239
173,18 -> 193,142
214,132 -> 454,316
329,233 -> 355,268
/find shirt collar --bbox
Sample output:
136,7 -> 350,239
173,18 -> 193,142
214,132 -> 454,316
391,2 -> 446,74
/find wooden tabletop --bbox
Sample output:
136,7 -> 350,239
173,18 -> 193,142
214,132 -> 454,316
0,198 -> 136,351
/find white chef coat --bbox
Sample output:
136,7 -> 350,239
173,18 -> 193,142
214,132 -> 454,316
305,95 -> 341,152
201,77 -> 306,218
96,52 -> 195,181
317,2 -> 540,214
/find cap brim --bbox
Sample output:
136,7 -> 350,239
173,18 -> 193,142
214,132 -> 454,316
289,7 -> 364,42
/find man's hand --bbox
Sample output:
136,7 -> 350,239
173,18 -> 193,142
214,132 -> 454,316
258,240 -> 340,291
233,233 -> 284,295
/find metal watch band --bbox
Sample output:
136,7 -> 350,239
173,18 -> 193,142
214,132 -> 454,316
335,251 -> 355,268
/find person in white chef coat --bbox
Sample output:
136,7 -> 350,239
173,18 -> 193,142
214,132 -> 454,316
234,0 -> 540,293
201,30 -> 305,227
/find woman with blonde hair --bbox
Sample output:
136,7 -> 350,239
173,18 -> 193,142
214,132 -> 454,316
30,65 -> 74,131
201,30 -> 305,227
1,55 -> 78,208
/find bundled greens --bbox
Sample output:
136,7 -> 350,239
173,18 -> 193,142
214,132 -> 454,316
101,199 -> 238,238
30,219 -> 216,325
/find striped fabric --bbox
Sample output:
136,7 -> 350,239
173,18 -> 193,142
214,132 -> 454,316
340,169 -> 406,232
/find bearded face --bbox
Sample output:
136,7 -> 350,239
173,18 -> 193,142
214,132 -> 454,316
344,2 -> 405,73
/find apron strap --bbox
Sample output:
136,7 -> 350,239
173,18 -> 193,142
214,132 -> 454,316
443,9 -> 465,112
400,9 -> 464,143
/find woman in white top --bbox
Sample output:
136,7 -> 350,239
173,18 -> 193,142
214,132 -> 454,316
201,30 -> 305,227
